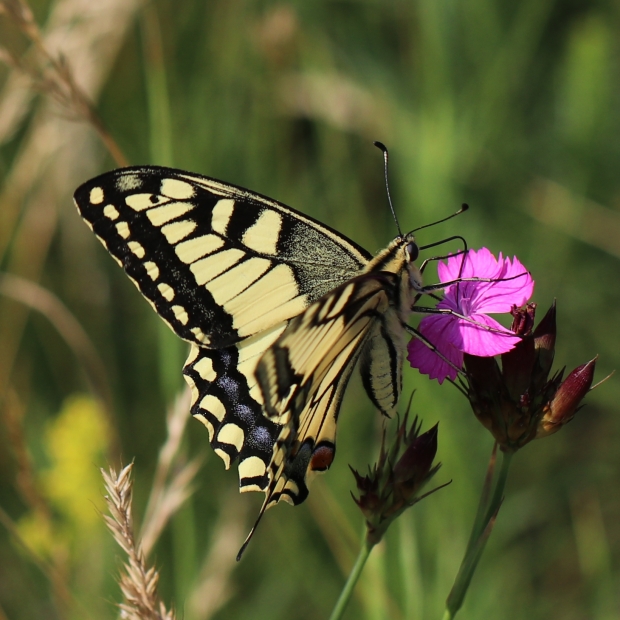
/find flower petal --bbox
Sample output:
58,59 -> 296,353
407,315 -> 463,383
470,255 -> 534,313
457,313 -> 521,356
438,247 -> 499,283
439,249 -> 534,315
409,248 -> 533,383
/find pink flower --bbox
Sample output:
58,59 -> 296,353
407,248 -> 534,383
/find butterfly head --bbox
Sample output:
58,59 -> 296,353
365,232 -> 420,274
402,232 -> 423,294
404,234 -> 419,263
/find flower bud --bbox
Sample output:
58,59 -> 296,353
351,410 -> 441,543
393,424 -> 438,485
537,357 -> 597,438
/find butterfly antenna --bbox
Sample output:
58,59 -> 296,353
374,141 -> 403,237
411,203 -> 469,235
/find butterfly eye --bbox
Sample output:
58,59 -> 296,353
406,242 -> 419,262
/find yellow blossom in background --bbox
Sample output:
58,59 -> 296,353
16,510 -> 55,559
41,395 -> 110,532
16,395 -> 110,559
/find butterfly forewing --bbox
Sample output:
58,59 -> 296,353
74,166 -> 371,349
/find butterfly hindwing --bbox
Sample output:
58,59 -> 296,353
254,273 -> 402,507
184,343 -> 278,494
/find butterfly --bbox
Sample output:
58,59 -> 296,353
74,157 -> 442,556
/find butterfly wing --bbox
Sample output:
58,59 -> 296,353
74,166 -> 372,496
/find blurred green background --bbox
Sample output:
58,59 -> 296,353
0,0 -> 619,618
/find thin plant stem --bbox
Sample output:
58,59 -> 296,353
329,533 -> 375,620
482,450 -> 513,528
443,449 -> 514,619
466,443 -> 499,548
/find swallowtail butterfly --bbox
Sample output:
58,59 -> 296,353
74,161 -> 442,555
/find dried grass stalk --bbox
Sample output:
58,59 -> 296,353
102,463 -> 175,620
140,389 -> 203,557
0,0 -> 131,164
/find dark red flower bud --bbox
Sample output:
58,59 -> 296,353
463,354 -> 506,436
393,424 -> 438,484
537,357 -> 597,438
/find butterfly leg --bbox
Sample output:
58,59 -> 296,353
401,321 -> 465,377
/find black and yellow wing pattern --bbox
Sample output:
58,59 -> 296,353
74,166 -> 424,551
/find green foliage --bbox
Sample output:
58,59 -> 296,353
1,0 -> 619,618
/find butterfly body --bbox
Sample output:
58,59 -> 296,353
74,166 -> 422,522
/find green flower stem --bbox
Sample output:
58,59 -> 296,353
329,533 -> 376,620
443,449 -> 514,620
